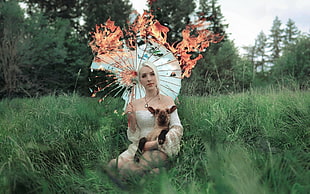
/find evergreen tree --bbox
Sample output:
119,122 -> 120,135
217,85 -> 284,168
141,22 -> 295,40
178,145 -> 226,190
147,0 -> 196,43
242,44 -> 256,80
22,0 -> 84,31
197,0 -> 228,48
283,18 -> 300,47
255,31 -> 268,73
268,16 -> 284,63
272,34 -> 310,88
242,45 -> 256,65
82,0 -> 132,36
209,0 -> 228,38
182,40 -> 242,95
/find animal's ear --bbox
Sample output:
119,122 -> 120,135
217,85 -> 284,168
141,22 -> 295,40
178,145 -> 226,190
168,105 -> 177,114
148,106 -> 156,114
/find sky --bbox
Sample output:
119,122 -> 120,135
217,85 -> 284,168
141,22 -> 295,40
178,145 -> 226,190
131,0 -> 310,53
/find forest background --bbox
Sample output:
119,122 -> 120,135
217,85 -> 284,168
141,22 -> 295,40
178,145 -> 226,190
0,0 -> 309,193
0,0 -> 309,99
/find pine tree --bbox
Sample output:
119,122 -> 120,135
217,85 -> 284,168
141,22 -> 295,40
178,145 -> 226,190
205,0 -> 227,36
283,18 -> 300,47
242,44 -> 256,80
147,0 -> 196,43
82,0 -> 132,35
268,16 -> 284,63
196,0 -> 228,55
255,31 -> 268,72
23,0 -> 84,31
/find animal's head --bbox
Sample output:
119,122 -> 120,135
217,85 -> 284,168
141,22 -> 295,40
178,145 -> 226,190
148,105 -> 177,126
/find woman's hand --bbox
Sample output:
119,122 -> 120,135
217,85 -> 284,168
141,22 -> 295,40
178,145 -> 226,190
143,140 -> 158,151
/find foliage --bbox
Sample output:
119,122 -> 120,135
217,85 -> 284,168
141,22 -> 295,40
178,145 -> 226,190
19,14 -> 70,95
255,31 -> 268,73
242,17 -> 304,87
0,89 -> 309,193
271,35 -> 310,88
82,0 -> 132,36
268,16 -> 284,62
0,0 -> 24,96
181,40 -> 253,95
283,18 -> 300,47
197,0 -> 228,36
23,0 -> 84,30
148,0 -> 196,43
0,1 -> 308,100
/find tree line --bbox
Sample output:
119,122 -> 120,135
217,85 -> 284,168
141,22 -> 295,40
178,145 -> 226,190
0,0 -> 309,99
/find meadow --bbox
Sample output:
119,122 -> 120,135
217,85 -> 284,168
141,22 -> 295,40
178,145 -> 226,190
0,88 -> 309,193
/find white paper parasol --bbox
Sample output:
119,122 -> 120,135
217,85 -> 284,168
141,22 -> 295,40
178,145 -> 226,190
91,40 -> 181,107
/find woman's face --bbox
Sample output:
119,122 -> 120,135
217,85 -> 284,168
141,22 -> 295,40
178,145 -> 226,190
139,66 -> 157,90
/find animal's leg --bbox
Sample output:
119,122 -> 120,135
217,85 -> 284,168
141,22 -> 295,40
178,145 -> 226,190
134,137 -> 147,163
158,128 -> 169,144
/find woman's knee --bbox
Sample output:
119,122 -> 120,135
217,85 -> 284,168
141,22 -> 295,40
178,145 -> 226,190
107,159 -> 117,169
108,158 -> 126,169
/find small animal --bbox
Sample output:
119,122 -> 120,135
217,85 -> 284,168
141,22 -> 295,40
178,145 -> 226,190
134,105 -> 177,163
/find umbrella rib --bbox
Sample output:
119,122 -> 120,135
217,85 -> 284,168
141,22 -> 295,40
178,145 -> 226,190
102,84 -> 124,99
91,58 -> 120,71
160,84 -> 180,95
129,50 -> 136,71
150,49 -> 174,64
158,69 -> 181,72
113,51 -> 135,71
96,54 -> 129,72
144,41 -> 162,62
139,37 -> 152,66
160,79 -> 182,87
111,84 -> 126,98
159,75 -> 182,79
155,59 -> 179,68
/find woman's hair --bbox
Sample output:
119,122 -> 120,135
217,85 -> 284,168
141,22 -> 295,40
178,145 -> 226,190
138,61 -> 161,92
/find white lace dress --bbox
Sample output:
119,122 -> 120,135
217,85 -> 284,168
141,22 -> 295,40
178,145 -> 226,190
118,108 -> 183,161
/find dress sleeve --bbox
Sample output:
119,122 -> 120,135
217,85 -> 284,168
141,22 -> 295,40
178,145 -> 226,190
158,108 -> 183,157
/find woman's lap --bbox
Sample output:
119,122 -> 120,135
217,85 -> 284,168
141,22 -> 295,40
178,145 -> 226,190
107,150 -> 168,179
139,150 -> 168,169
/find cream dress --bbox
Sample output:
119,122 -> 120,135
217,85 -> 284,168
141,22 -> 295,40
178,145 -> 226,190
118,107 -> 183,161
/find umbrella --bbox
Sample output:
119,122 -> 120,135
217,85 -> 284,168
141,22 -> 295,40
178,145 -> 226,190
90,39 -> 182,107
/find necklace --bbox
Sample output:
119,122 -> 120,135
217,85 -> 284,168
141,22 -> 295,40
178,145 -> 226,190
144,93 -> 159,108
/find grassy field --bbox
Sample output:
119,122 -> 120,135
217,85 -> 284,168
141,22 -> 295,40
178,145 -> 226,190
0,88 -> 309,193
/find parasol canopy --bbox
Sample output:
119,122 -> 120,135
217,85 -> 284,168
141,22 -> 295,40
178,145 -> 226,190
91,40 -> 181,107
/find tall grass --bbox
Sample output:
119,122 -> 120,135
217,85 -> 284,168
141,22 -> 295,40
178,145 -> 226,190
0,89 -> 309,193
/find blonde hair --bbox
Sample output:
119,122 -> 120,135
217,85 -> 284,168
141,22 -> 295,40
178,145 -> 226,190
138,61 -> 161,92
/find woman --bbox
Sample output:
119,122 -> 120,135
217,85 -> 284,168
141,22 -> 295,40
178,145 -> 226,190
107,61 -> 183,176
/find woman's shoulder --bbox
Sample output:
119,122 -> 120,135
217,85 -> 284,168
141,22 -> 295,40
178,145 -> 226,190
160,95 -> 175,107
160,94 -> 174,103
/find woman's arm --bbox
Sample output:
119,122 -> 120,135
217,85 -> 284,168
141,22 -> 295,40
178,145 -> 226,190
126,102 -> 140,143
126,102 -> 136,133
